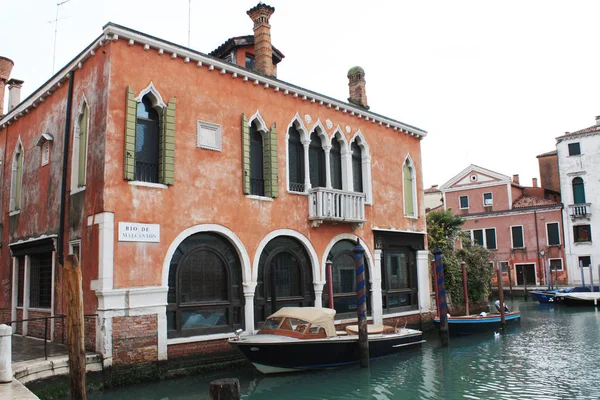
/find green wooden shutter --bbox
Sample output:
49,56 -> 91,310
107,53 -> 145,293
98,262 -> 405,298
160,97 -> 176,185
268,123 -> 278,198
242,114 -> 251,195
124,86 -> 137,180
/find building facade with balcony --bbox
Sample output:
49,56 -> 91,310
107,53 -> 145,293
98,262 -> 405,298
556,117 -> 600,285
0,4 -> 430,366
440,165 -> 567,288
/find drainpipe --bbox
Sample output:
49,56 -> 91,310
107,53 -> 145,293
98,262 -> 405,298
58,71 -> 75,266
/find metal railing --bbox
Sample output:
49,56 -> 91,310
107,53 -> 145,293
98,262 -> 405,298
309,187 -> 366,223
289,182 -> 305,193
250,178 -> 265,196
3,313 -> 97,360
136,161 -> 159,183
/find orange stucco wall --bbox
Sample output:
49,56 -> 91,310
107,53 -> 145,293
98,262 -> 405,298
446,184 -> 510,215
103,39 -> 425,289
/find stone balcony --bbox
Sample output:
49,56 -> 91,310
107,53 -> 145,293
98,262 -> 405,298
308,187 -> 366,227
569,203 -> 591,220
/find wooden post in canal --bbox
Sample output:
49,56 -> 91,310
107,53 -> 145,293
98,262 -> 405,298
353,239 -> 369,368
209,378 -> 240,400
434,248 -> 449,347
461,261 -> 470,316
432,260 -> 440,319
64,254 -> 86,400
496,265 -> 506,331
326,258 -> 334,309
507,263 -> 513,298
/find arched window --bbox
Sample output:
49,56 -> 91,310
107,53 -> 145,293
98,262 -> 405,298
324,240 -> 370,318
256,236 -> 314,326
403,159 -> 416,217
572,177 -> 586,204
351,142 -> 363,192
72,102 -> 89,189
11,143 -> 24,211
288,125 -> 305,192
136,95 -> 160,183
330,139 -> 342,190
250,121 -> 265,196
166,233 -> 243,337
309,131 -> 325,188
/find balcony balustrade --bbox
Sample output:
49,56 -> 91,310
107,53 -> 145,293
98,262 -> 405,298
308,187 -> 366,227
569,203 -> 591,220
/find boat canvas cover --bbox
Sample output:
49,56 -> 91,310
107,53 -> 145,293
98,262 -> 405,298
269,307 -> 337,337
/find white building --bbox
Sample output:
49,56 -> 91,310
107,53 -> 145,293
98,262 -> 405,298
556,116 -> 600,285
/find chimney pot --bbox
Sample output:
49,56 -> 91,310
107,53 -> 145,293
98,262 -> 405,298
532,177 -> 538,187
512,174 -> 520,185
0,56 -> 15,115
7,78 -> 24,111
247,3 -> 276,77
347,66 -> 369,110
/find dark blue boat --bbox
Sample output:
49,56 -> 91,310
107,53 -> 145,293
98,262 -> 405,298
433,311 -> 521,336
530,286 -> 600,304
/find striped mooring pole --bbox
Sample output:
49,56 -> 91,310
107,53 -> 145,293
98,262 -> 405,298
434,248 -> 449,347
353,238 -> 369,368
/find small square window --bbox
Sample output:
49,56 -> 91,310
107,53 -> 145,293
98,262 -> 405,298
549,259 -> 563,271
578,256 -> 591,268
574,225 -> 591,243
568,142 -> 581,156
483,192 -> 493,206
459,196 -> 469,209
197,120 -> 222,151
245,53 -> 255,71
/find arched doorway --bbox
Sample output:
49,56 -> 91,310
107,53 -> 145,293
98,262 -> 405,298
166,232 -> 243,338
255,236 -> 314,326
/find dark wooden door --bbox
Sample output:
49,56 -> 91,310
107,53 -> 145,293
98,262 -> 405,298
516,264 -> 536,285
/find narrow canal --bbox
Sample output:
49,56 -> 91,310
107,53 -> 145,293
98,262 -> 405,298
86,299 -> 600,399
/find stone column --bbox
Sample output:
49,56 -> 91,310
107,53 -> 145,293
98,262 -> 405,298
313,281 -> 325,308
371,249 -> 384,325
302,140 -> 311,191
417,250 -> 431,313
324,145 -> 332,189
341,149 -> 351,191
0,324 -> 12,383
243,282 -> 257,333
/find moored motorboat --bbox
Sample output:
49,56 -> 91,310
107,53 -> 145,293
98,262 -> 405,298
556,292 -> 600,307
228,307 -> 424,374
433,311 -> 521,336
530,289 -> 565,304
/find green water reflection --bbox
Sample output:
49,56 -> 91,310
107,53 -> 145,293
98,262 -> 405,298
87,299 -> 600,399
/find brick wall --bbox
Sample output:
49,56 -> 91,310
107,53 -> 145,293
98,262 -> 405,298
84,315 -> 96,352
0,308 -> 11,324
54,317 -> 65,343
112,315 -> 158,365
15,309 -> 23,334
27,309 -> 51,339
167,338 -> 235,360
538,154 -> 560,193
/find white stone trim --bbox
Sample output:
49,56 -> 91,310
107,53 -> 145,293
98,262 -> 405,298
71,96 -> 90,191
11,258 -> 18,334
128,181 -> 169,189
461,206 -> 562,220
514,262 -> 538,285
95,286 -> 168,311
10,138 -> 23,212
372,249 -> 384,325
22,256 -> 30,336
372,227 -> 427,235
245,195 -> 274,202
440,164 -> 511,191
167,332 -> 236,345
248,110 -> 268,133
403,154 -> 418,218
285,113 -> 310,194
87,212 -> 114,291
416,250 -> 431,313
135,81 -> 166,109
330,128 -> 349,191
70,186 -> 86,195
349,130 -> 373,204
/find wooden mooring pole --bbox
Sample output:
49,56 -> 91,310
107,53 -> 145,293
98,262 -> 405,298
326,259 -> 334,309
496,265 -> 506,331
434,248 -> 449,347
353,239 -> 369,368
64,254 -> 86,400
461,261 -> 470,316
209,378 -> 240,400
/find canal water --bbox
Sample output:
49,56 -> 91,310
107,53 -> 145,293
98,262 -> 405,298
87,299 -> 600,399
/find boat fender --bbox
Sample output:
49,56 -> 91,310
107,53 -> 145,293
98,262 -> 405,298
494,300 -> 509,313
479,312 -> 487,317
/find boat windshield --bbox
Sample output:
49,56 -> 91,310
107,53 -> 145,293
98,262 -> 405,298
260,316 -> 317,334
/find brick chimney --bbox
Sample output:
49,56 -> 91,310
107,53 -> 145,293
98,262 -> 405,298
8,79 -> 24,111
0,56 -> 14,115
247,3 -> 275,77
347,66 -> 369,110
512,174 -> 520,185
532,178 -> 538,187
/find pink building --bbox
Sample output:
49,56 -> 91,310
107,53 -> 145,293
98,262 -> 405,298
440,165 -> 567,287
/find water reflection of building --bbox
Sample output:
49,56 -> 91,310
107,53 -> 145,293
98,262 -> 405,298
0,3 -> 430,366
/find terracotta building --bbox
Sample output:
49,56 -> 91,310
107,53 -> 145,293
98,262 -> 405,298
0,4 -> 430,366
440,165 -> 567,288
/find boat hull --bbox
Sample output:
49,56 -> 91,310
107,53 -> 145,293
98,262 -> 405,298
530,290 -> 562,304
230,331 -> 424,374
433,312 -> 521,336
556,293 -> 600,307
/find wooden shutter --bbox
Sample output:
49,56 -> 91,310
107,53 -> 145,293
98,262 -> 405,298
124,86 -> 137,180
241,114 -> 251,195
160,97 -> 176,185
266,123 -> 278,198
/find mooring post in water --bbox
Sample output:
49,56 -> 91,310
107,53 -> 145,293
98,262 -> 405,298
326,258 -> 334,309
496,265 -> 506,330
353,239 -> 369,368
432,260 -> 440,319
64,254 -> 86,400
522,269 -> 528,301
434,248 -> 449,347
589,262 -> 595,292
461,261 -> 470,316
580,259 -> 586,288
507,263 -> 513,298
209,378 -> 240,400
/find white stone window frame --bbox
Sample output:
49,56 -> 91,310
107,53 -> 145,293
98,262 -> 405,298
402,155 -> 418,218
349,130 -> 372,205
549,258 -> 564,272
471,227 -> 497,249
71,97 -> 91,194
286,113 -> 310,194
483,192 -> 493,206
329,127 -> 350,192
9,138 -> 24,214
546,221 -> 561,246
197,120 -> 222,151
246,110 -> 271,200
459,195 -> 469,210
69,239 -> 82,263
510,225 -> 525,249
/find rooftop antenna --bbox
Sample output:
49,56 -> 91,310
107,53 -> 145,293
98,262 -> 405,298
51,0 -> 72,74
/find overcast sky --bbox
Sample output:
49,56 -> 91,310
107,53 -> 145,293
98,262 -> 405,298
2,0 -> 599,189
